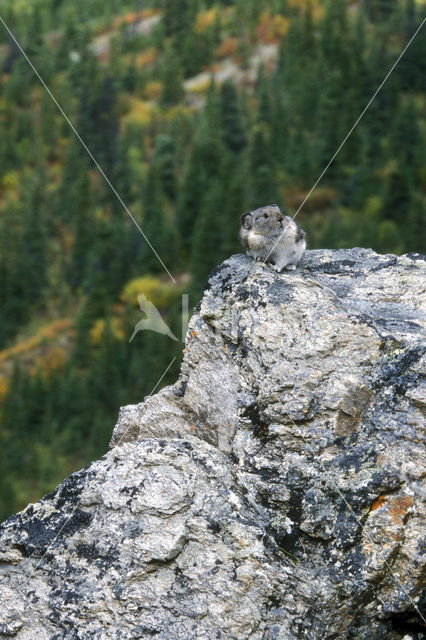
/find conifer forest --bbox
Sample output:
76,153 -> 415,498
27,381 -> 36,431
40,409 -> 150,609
0,0 -> 425,521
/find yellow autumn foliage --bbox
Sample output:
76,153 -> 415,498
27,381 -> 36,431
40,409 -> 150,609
162,104 -> 192,122
110,8 -> 158,31
216,36 -> 239,60
287,0 -> 323,19
195,8 -> 219,33
32,347 -> 67,378
121,276 -> 180,310
0,319 -> 72,366
1,171 -> 20,193
123,98 -> 154,128
135,48 -> 157,69
186,77 -> 211,95
90,318 -> 125,345
0,377 -> 8,403
144,80 -> 163,100
256,12 -> 290,43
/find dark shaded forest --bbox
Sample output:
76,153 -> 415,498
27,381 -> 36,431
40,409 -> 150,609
0,0 -> 425,521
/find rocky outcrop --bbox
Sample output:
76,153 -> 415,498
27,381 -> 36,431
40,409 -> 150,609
0,249 -> 425,640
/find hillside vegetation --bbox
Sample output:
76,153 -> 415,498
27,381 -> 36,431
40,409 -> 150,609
0,0 -> 425,520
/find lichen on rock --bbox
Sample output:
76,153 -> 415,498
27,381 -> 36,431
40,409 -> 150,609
0,249 -> 425,639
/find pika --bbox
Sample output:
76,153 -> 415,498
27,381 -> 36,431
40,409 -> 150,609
240,204 -> 306,272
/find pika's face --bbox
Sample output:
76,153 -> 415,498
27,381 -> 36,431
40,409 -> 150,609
241,204 -> 283,233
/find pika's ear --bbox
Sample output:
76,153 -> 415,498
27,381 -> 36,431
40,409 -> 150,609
271,204 -> 283,221
241,212 -> 251,225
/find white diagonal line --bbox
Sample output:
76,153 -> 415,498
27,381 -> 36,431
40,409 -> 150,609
113,356 -> 177,449
0,17 -> 176,285
146,357 -> 176,398
286,413 -> 426,625
264,16 -> 426,264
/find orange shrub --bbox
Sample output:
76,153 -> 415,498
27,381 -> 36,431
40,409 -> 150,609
0,319 -> 72,366
256,13 -> 290,43
216,37 -> 239,60
0,377 -> 8,403
144,81 -> 163,100
35,347 -> 67,377
135,48 -> 157,68
111,9 -> 158,30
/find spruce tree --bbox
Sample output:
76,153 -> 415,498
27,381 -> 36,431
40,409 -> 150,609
219,154 -> 249,256
313,68 -> 344,181
249,123 -> 280,208
190,180 -> 223,297
69,167 -> 93,291
138,164 -> 179,274
398,0 -> 426,91
321,0 -> 349,69
389,99 -> 420,172
21,176 -> 48,304
160,45 -> 185,107
176,86 -> 224,249
154,135 -> 177,200
220,81 -> 247,154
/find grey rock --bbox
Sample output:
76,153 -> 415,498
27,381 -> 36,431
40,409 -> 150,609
0,249 -> 425,640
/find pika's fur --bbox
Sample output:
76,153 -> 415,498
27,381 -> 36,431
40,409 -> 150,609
240,204 -> 306,272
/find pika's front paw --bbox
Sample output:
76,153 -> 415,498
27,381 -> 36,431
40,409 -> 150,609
269,263 -> 281,272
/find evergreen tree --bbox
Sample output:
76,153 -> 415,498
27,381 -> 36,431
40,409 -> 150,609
405,194 -> 426,253
363,0 -> 399,22
71,301 -> 93,369
162,0 -> 198,44
90,320 -> 124,418
399,0 -> 426,90
190,180 -> 224,296
249,123 -> 280,208
154,135 -> 177,200
219,81 -> 247,154
0,200 -> 30,347
21,176 -> 48,303
138,164 -> 179,274
219,154 -> 249,256
313,68 -> 344,180
97,76 -> 119,181
389,99 -> 421,172
160,45 -> 185,107
382,166 -> 414,226
256,66 -> 273,127
84,214 -> 130,316
321,0 -> 349,69
176,87 -> 224,249
341,135 -> 376,210
69,167 -> 93,291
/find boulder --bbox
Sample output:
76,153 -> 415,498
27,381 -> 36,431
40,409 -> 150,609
0,249 -> 425,640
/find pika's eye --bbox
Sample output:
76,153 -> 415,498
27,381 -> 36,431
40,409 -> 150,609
263,213 -> 269,218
